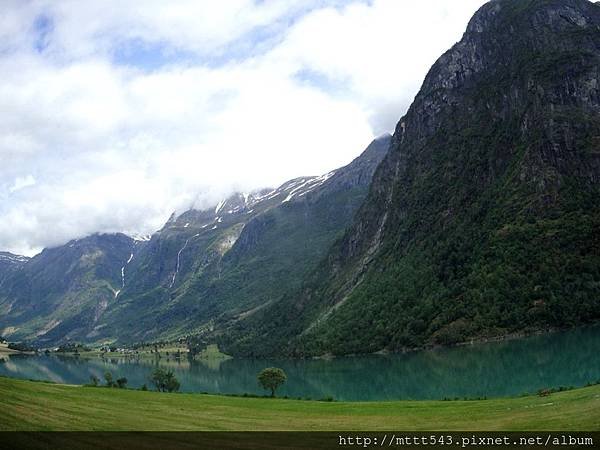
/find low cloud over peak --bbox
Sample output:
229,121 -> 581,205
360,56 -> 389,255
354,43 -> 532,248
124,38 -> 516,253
1,0 -> 486,256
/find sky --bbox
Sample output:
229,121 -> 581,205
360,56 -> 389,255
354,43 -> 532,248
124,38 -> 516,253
1,0 -> 487,256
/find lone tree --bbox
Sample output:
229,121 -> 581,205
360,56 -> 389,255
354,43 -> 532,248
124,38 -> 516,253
257,367 -> 287,397
150,367 -> 180,393
116,377 -> 128,389
104,371 -> 115,387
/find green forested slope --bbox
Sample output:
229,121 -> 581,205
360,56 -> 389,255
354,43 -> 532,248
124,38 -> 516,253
221,0 -> 600,357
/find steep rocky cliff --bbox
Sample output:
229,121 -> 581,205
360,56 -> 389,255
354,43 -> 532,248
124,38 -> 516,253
221,0 -> 600,356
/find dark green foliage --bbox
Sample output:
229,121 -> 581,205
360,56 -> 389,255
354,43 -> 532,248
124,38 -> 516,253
56,343 -> 90,353
104,371 -> 115,388
150,368 -> 181,393
7,342 -> 36,352
257,367 -> 287,397
186,335 -> 207,358
116,377 -> 128,389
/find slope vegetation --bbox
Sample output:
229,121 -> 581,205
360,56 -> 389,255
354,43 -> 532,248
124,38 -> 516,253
222,0 -> 600,356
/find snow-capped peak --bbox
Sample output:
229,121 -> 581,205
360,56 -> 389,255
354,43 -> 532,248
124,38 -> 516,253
0,252 -> 29,264
215,199 -> 226,214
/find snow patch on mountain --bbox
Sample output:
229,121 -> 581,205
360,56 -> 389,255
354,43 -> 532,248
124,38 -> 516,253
0,252 -> 29,264
281,171 -> 336,203
131,234 -> 151,242
215,199 -> 226,214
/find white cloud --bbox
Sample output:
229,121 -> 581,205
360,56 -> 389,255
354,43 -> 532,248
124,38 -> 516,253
0,0 -> 487,256
269,0 -> 487,134
8,175 -> 36,193
24,0 -> 312,59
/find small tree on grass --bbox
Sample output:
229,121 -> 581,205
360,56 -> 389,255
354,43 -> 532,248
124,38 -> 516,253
257,367 -> 287,397
104,371 -> 115,387
150,367 -> 180,393
116,377 -> 128,389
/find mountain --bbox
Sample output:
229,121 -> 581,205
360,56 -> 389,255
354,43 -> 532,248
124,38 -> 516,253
220,0 -> 600,357
0,252 -> 29,283
95,135 -> 390,344
0,234 -> 135,344
0,136 -> 390,345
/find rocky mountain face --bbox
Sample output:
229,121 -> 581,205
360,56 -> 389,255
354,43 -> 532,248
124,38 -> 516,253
0,252 -> 29,286
0,234 -> 135,344
220,0 -> 600,357
0,136 -> 390,345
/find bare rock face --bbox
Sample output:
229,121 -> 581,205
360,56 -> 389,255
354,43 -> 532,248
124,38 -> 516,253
221,0 -> 600,357
358,0 -> 600,260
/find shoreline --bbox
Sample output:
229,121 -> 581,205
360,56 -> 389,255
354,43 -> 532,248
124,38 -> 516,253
0,373 -> 598,403
0,343 -> 32,356
308,326 -> 572,360
7,323 -> 598,362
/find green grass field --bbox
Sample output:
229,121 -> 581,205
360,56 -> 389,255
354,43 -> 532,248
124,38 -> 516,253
1,376 -> 599,431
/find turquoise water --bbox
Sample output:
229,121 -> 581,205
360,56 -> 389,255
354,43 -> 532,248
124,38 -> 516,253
1,326 -> 599,401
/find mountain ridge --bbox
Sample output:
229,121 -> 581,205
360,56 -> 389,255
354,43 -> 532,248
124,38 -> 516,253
0,136 -> 391,345
218,0 -> 600,357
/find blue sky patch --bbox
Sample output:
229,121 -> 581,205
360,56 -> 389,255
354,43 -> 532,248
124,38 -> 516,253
293,67 -> 350,96
33,14 -> 53,53
111,38 -> 199,71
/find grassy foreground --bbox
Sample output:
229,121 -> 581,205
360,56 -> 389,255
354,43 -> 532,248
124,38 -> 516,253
1,377 -> 599,431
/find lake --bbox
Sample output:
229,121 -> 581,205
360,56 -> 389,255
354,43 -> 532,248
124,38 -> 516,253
1,326 -> 599,401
